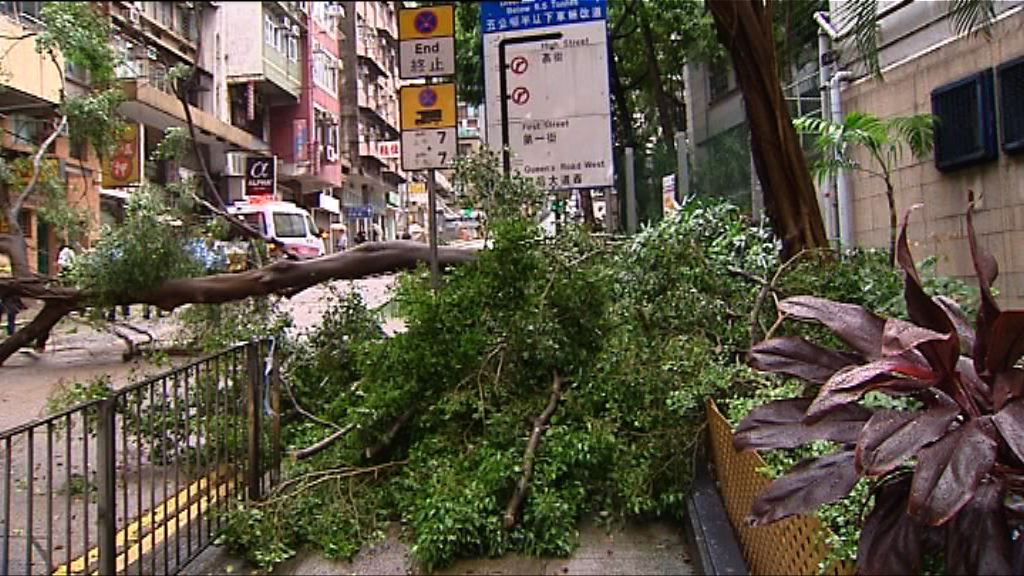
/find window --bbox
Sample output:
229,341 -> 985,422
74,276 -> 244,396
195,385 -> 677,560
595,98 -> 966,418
177,8 -> 196,42
306,215 -> 320,237
273,213 -> 308,238
998,56 -> 1024,153
265,15 -> 275,47
313,51 -> 338,92
931,69 -> 998,172
288,34 -> 298,62
239,213 -> 266,236
708,61 -> 731,101
156,1 -> 173,28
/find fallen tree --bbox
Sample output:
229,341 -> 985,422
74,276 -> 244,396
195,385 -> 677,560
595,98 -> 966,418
0,241 -> 476,365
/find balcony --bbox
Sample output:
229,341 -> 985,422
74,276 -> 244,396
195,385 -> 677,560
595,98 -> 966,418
119,80 -> 269,153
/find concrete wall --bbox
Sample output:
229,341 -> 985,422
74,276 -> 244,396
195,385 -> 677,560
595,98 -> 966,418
840,7 -> 1024,307
221,3 -> 262,78
0,17 -> 63,104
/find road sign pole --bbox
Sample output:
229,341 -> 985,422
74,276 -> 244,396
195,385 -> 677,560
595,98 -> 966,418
427,167 -> 440,291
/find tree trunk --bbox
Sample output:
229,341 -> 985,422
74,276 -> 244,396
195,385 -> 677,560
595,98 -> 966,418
638,6 -> 677,155
609,47 -> 637,150
706,0 -> 828,259
0,300 -> 75,361
0,241 -> 477,365
579,189 -> 596,229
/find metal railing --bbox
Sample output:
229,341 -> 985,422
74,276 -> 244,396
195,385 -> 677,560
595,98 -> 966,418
0,339 -> 281,575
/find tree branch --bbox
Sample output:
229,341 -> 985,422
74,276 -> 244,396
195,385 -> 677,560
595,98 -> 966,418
504,371 -> 567,529
0,242 -> 478,365
364,407 -> 415,461
292,423 -> 357,461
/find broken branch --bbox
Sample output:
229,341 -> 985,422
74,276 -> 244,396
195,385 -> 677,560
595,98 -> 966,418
504,371 -> 567,530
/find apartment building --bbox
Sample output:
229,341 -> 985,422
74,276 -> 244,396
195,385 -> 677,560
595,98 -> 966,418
103,1 -> 270,219
218,0 -> 347,239
0,1 -> 103,274
830,1 -> 1024,306
338,0 -> 405,240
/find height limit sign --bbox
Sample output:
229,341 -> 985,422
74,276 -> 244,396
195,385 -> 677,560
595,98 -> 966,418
399,5 -> 455,79
400,83 -> 457,171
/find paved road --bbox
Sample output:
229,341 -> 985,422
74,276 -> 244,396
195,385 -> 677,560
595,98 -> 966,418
0,277 -> 400,431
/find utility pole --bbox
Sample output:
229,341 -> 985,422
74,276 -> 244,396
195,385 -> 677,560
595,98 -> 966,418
625,146 -> 638,233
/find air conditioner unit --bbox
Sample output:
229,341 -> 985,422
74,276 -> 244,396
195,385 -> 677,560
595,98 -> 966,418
128,6 -> 141,24
326,4 -> 344,17
147,47 -> 159,60
290,24 -> 301,37
224,152 -> 247,176
325,145 -> 339,162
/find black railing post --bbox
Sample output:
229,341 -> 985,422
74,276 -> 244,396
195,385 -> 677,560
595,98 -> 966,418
96,398 -> 117,576
246,340 -> 263,501
270,343 -> 282,487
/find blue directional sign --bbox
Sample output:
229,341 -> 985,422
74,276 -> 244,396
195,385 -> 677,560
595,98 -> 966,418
480,0 -> 608,34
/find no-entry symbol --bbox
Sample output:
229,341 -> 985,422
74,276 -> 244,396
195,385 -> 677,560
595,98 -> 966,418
511,86 -> 530,105
414,10 -> 438,34
510,56 -> 528,75
418,87 -> 438,107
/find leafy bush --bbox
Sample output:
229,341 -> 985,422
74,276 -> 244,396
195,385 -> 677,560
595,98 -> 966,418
214,158 -> 984,571
70,186 -> 202,306
735,201 -> 1024,574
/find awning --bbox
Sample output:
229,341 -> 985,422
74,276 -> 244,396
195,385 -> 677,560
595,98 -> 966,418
100,188 -> 131,201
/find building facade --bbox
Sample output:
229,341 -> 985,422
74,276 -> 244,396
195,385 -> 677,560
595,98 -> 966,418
338,0 -> 405,241
832,1 -> 1024,306
0,1 -> 102,274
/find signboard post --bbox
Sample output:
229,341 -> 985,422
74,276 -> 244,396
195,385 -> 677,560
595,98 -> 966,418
481,1 -> 613,195
399,3 -> 458,290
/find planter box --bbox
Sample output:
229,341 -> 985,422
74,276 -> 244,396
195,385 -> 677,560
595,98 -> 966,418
705,399 -> 855,576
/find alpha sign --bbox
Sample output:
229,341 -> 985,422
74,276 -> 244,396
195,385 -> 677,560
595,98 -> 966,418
482,1 -> 613,190
398,5 -> 456,79
245,156 -> 276,196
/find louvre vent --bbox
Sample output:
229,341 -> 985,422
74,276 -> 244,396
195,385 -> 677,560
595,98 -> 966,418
998,56 -> 1024,153
931,69 -> 997,172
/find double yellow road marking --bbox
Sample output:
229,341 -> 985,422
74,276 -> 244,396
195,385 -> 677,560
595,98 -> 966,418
53,466 -> 239,576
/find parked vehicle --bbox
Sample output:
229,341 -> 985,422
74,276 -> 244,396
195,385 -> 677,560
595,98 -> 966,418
228,198 -> 325,259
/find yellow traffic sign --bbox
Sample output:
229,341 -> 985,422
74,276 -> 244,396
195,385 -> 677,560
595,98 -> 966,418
400,83 -> 457,131
399,5 -> 454,40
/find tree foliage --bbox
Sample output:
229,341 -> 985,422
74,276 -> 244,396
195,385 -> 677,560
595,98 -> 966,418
795,111 -> 934,261
736,197 -> 1023,574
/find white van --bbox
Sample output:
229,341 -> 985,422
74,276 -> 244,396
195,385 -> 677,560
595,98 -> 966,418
228,199 -> 326,259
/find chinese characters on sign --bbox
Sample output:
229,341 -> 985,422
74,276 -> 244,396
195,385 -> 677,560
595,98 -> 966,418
482,0 -> 613,190
398,5 -> 456,80
101,123 -> 143,188
481,0 -> 605,33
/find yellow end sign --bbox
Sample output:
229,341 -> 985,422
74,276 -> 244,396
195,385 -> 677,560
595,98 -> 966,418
400,83 -> 457,131
399,5 -> 454,40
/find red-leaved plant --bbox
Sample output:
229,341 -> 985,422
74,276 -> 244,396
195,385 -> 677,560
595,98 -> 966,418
736,195 -> 1024,574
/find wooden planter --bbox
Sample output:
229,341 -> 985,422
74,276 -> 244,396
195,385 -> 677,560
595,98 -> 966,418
705,399 -> 856,576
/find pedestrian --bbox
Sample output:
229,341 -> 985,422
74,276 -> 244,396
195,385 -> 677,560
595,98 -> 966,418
56,243 -> 76,280
2,295 -> 23,337
400,231 -> 412,240
336,228 -> 349,252
354,230 -> 367,245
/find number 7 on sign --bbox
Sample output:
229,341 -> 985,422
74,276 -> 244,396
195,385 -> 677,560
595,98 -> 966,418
437,131 -> 447,144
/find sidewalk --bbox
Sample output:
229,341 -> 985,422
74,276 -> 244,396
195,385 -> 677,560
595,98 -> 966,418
181,519 -> 694,575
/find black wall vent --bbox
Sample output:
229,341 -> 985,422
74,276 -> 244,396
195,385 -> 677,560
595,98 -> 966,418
998,55 -> 1024,153
931,69 -> 998,172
